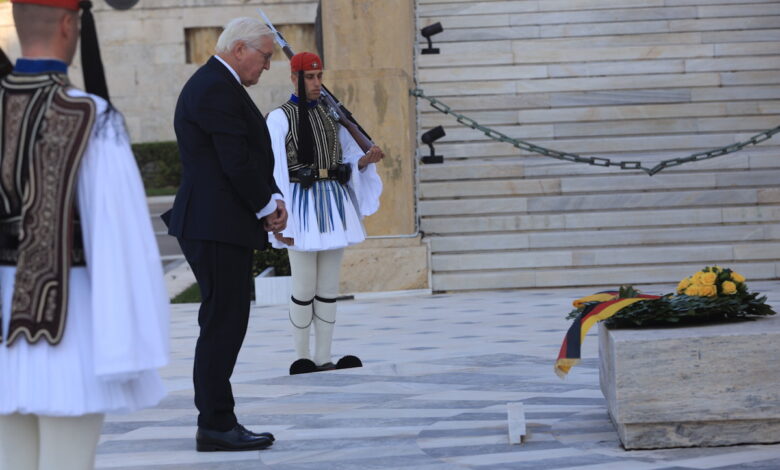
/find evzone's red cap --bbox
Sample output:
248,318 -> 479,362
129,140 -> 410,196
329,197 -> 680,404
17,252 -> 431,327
10,0 -> 80,10
290,52 -> 323,73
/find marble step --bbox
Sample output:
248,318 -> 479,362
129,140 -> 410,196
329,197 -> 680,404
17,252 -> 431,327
418,0 -> 780,15
428,223 -> 780,253
426,132 -> 780,159
421,206 -> 780,234
418,42 -> 716,68
418,149 -> 779,181
430,116 -> 778,143
420,170 -> 780,199
415,85 -> 780,114
421,101 -> 780,127
426,54 -> 780,83
419,187 -> 777,217
421,72 -> 721,97
430,260 -> 780,292
420,6 -> 700,29
425,16 -> 780,43
431,241 -> 780,272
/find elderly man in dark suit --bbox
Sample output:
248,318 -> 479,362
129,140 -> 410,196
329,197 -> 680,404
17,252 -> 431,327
165,17 -> 287,452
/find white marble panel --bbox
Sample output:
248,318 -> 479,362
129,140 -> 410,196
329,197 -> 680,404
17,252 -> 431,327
670,16 -> 780,32
421,65 -> 548,83
540,20 -> 670,38
555,118 -> 698,138
538,0 -> 664,12
560,172 -> 717,193
421,213 -> 565,234
515,73 -> 719,94
433,250 -> 573,271
442,124 -> 555,142
419,1 -> 539,16
421,178 -> 560,199
419,197 -> 529,217
511,6 -> 696,26
715,41 -> 780,56
510,44 -> 714,64
548,59 -> 684,78
420,14 -> 509,29
419,159 -> 527,181
430,233 -> 530,253
702,28 -> 780,43
687,57 -> 780,73
760,188 -> 780,203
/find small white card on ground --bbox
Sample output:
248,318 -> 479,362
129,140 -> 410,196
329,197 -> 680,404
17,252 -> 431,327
507,402 -> 526,445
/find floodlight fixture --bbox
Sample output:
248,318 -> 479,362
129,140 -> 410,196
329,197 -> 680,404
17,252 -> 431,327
421,126 -> 445,164
421,22 -> 443,55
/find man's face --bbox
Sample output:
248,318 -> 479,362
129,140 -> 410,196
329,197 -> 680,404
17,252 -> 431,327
236,35 -> 273,87
292,70 -> 323,101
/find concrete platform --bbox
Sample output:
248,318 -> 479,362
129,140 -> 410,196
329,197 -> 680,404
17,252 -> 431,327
600,315 -> 780,450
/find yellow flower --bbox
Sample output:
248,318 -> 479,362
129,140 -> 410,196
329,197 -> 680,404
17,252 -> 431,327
731,271 -> 746,284
699,284 -> 717,297
677,277 -> 691,293
685,285 -> 700,296
699,272 -> 717,285
691,272 -> 703,284
722,281 -> 737,295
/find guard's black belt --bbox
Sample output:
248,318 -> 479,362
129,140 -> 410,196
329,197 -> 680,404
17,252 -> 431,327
289,168 -> 343,183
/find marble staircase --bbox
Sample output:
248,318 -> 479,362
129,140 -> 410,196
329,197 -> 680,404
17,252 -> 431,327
416,0 -> 780,292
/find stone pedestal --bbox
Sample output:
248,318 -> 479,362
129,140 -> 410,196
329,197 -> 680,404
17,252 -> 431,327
340,236 -> 429,293
598,316 -> 780,450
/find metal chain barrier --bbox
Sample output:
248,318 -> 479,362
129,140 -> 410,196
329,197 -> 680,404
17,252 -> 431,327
411,88 -> 780,176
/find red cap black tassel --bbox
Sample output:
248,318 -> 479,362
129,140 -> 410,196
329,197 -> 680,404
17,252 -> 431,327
79,1 -> 110,103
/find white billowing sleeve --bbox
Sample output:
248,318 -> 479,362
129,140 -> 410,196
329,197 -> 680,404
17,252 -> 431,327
75,95 -> 170,381
266,109 -> 298,246
339,126 -> 383,217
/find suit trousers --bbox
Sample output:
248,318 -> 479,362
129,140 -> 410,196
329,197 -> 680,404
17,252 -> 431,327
178,238 -> 253,431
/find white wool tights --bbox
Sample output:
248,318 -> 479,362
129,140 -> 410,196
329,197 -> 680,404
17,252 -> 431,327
287,248 -> 344,366
0,412 -> 104,470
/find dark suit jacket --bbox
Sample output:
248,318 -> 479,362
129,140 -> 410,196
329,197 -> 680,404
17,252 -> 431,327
166,56 -> 279,249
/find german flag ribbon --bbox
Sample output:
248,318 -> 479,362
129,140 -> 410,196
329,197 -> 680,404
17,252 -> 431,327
554,291 -> 660,378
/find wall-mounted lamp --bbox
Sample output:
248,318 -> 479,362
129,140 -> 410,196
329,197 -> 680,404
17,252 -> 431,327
421,126 -> 445,164
421,22 -> 443,55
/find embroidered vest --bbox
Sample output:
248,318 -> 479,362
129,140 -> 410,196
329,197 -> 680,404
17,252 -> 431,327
280,100 -> 342,173
0,72 -> 95,346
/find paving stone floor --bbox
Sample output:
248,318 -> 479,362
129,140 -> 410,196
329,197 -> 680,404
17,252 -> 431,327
96,281 -> 780,469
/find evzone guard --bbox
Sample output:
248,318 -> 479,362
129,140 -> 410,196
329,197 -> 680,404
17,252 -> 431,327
266,51 -> 385,374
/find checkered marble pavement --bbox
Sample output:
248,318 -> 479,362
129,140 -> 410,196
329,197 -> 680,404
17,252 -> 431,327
95,281 -> 780,470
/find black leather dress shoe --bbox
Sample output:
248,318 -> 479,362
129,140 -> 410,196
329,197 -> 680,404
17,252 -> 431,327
196,424 -> 273,452
237,423 -> 275,442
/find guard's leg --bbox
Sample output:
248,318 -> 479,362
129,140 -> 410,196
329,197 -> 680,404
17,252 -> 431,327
0,413 -> 38,470
39,413 -> 104,470
287,250 -> 318,360
312,248 -> 344,367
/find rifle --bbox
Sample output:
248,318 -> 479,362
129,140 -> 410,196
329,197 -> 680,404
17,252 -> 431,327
257,9 -> 375,152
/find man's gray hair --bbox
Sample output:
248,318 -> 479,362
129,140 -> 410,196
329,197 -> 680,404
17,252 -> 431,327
215,17 -> 273,54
